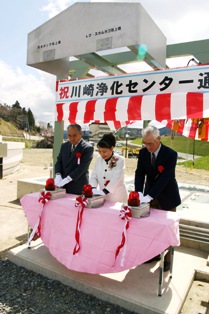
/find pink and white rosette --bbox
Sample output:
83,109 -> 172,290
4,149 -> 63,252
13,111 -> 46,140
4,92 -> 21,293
27,191 -> 51,246
115,205 -> 132,266
73,195 -> 88,255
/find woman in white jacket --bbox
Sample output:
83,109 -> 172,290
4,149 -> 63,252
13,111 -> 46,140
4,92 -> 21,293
90,133 -> 128,203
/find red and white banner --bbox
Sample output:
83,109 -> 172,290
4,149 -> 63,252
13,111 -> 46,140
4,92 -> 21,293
56,92 -> 209,130
161,118 -> 209,141
56,65 -> 209,102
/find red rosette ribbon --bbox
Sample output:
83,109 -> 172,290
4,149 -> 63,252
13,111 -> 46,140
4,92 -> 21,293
27,191 -> 51,246
73,195 -> 88,255
38,191 -> 51,206
158,165 -> 165,173
115,205 -> 132,266
76,152 -> 82,165
155,165 -> 165,179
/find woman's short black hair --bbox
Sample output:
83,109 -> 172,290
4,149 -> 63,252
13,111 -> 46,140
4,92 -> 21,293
97,133 -> 116,148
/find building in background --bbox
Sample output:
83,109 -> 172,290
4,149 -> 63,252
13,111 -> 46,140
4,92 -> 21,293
89,123 -> 111,144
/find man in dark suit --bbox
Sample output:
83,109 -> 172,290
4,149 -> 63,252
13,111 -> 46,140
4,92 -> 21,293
134,125 -> 181,270
54,124 -> 94,195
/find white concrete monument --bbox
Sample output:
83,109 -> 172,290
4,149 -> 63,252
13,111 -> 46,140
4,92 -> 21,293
27,1 -> 167,166
27,1 -> 166,78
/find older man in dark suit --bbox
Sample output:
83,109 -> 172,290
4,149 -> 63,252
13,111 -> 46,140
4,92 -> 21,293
134,125 -> 181,271
55,124 -> 94,195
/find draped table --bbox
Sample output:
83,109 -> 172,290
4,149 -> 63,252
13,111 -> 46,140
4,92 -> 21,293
21,193 -> 180,275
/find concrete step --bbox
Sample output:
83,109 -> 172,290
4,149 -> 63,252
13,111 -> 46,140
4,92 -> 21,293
179,223 -> 209,252
180,218 -> 209,230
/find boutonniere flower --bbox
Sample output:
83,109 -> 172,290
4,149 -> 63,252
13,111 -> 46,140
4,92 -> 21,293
158,165 -> 164,173
108,155 -> 119,169
155,165 -> 165,179
104,180 -> 110,187
76,152 -> 82,164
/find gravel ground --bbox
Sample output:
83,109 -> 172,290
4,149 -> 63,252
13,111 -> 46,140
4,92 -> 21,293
0,259 -> 134,314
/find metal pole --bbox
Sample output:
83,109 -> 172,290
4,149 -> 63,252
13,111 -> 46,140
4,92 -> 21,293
125,135 -> 128,158
192,139 -> 195,166
53,120 -> 64,177
0,157 -> 3,179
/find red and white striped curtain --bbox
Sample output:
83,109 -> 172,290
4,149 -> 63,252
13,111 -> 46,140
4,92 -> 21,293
160,118 -> 209,141
56,92 -> 209,139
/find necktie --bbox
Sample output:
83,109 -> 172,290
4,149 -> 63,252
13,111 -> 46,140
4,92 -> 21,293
151,153 -> 156,166
71,145 -> 75,153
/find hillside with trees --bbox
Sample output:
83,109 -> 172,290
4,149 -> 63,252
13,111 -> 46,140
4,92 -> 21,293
0,101 -> 54,148
0,100 -> 39,133
0,118 -> 24,137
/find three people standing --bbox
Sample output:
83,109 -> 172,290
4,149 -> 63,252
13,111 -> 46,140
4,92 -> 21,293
54,123 -> 180,271
55,124 -> 181,212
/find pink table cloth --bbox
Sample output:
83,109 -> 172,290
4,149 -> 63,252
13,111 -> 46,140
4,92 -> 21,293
21,193 -> 180,274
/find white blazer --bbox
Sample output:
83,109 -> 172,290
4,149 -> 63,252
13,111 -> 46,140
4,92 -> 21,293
90,153 -> 128,203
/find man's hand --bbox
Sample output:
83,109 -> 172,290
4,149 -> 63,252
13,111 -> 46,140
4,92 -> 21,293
138,192 -> 144,200
140,194 -> 153,203
58,176 -> 72,187
92,189 -> 105,196
54,174 -> 62,186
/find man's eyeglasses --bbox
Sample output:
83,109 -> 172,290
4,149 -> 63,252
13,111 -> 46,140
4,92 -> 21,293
142,141 -> 155,146
142,137 -> 160,147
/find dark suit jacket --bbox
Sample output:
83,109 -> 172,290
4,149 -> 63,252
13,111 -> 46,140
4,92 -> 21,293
134,143 -> 181,210
55,139 -> 94,195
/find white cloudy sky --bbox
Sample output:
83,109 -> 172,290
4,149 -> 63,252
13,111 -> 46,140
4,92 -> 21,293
0,0 -> 209,126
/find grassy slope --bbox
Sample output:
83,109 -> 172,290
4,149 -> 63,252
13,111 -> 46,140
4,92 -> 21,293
132,136 -> 209,156
132,135 -> 209,170
0,119 -> 35,148
0,118 -> 23,137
